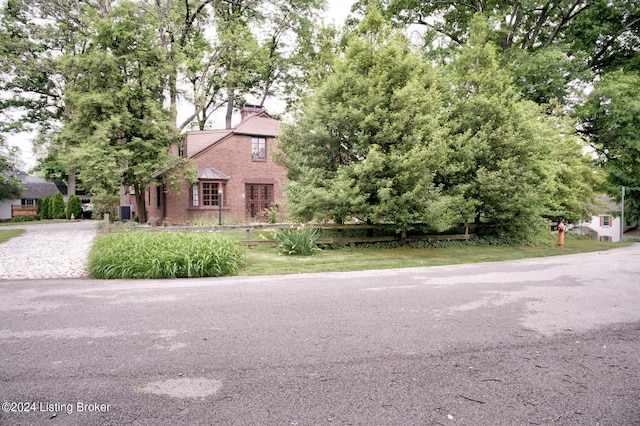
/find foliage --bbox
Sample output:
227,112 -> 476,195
274,225 -> 321,256
88,231 -> 245,279
577,70 -> 640,220
0,136 -> 22,201
37,195 -> 50,219
278,12 -> 599,238
67,195 -> 82,219
50,193 -> 66,219
437,16 -> 600,231
278,7 -> 460,231
60,1 -> 183,224
381,0 -> 640,104
1,0 -> 326,215
9,215 -> 34,222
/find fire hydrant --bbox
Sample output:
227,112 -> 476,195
557,220 -> 566,247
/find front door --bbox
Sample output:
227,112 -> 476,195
246,184 -> 274,218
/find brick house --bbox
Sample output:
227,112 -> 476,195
143,105 -> 287,224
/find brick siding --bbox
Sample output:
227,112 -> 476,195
143,132 -> 287,224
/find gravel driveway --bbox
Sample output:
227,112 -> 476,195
0,221 -> 99,280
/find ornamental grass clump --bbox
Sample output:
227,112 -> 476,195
88,231 -> 245,279
275,225 -> 321,256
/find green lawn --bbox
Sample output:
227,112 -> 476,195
1,225 -> 631,278
235,233 -> 631,276
0,229 -> 26,244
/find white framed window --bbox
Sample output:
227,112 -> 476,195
251,137 -> 266,161
601,215 -> 612,227
192,182 -> 225,208
192,184 -> 199,207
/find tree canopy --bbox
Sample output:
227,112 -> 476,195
378,0 -> 640,102
59,0 -> 181,223
577,70 -> 640,220
1,1 -> 628,228
0,0 -> 326,221
0,136 -> 23,201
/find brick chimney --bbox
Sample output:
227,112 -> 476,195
240,104 -> 265,121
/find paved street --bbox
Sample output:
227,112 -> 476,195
0,239 -> 639,425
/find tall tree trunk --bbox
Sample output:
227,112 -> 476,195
134,183 -> 147,224
225,81 -> 235,129
67,168 -> 76,196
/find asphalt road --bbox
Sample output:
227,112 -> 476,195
1,245 -> 639,425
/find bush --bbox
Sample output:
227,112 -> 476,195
67,195 -> 82,219
10,215 -> 34,222
51,193 -> 66,219
274,225 -> 321,256
38,196 -> 51,219
88,231 -> 245,279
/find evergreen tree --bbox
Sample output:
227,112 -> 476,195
51,193 -> 66,219
278,7 -> 462,231
438,15 -> 599,234
67,195 -> 82,219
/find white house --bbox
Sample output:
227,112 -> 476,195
578,214 -> 622,242
0,175 -> 60,221
575,197 -> 635,243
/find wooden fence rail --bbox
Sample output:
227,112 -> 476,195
104,221 -> 495,248
240,223 -> 476,248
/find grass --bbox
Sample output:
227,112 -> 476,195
5,221 -> 629,279
0,219 -> 76,227
236,234 -> 632,276
0,229 -> 26,244
88,231 -> 245,279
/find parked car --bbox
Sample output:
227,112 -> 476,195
81,203 -> 94,219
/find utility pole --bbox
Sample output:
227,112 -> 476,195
621,186 -> 625,242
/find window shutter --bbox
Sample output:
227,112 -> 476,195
600,216 -> 603,226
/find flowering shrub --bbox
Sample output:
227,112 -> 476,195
259,203 -> 279,223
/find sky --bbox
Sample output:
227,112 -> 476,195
5,0 -> 355,173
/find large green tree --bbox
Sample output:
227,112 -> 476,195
0,136 -> 23,201
577,70 -> 640,220
0,0 -> 101,193
60,1 -> 180,223
278,7 -> 460,230
437,15 -> 599,232
279,11 -> 599,236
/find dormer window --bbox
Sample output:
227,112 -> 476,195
252,137 -> 266,161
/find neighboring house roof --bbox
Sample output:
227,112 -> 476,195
52,180 -> 67,195
599,196 -> 621,213
186,110 -> 280,159
18,175 -> 59,199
